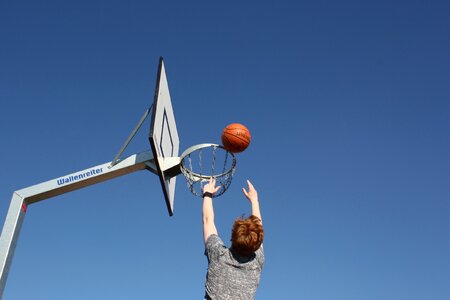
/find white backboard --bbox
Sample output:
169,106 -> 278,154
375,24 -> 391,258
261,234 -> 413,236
148,57 -> 179,216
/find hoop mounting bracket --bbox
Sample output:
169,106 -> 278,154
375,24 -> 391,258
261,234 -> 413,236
160,157 -> 181,178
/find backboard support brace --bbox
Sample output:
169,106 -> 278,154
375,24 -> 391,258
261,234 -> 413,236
110,105 -> 153,168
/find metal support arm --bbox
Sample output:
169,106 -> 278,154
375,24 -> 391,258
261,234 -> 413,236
0,150 -> 161,299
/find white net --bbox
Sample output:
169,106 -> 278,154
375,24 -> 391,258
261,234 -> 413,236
180,144 -> 236,197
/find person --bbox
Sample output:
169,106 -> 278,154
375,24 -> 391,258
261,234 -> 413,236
202,178 -> 264,300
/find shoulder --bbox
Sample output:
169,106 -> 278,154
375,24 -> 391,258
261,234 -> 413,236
205,234 -> 225,249
205,234 -> 228,259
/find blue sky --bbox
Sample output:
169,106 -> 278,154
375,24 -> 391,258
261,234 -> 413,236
1,1 -> 450,299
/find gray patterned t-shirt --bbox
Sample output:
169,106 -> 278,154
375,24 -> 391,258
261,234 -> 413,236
204,234 -> 264,300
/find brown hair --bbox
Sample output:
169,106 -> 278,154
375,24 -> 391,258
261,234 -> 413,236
231,215 -> 264,257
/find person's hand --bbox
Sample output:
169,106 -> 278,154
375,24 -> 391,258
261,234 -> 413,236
242,180 -> 258,203
203,178 -> 221,195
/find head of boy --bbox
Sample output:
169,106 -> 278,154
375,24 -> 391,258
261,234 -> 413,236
231,215 -> 264,257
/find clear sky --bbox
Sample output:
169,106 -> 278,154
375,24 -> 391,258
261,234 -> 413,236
1,1 -> 449,299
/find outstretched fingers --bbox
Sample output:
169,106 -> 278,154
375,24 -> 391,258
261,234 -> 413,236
242,179 -> 258,202
203,177 -> 221,194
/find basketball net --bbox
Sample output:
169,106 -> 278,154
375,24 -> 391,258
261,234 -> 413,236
180,144 -> 236,197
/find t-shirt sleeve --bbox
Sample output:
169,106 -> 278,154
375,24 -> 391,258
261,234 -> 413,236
204,234 -> 227,261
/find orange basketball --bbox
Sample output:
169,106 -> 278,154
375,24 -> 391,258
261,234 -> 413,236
221,123 -> 251,153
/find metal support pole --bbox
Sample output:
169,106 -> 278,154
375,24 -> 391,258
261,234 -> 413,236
0,150 -> 158,298
0,193 -> 26,299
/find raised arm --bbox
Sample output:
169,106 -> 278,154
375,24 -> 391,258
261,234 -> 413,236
242,180 -> 262,224
202,178 -> 221,243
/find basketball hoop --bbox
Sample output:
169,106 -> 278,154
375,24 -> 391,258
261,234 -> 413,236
180,143 -> 236,197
